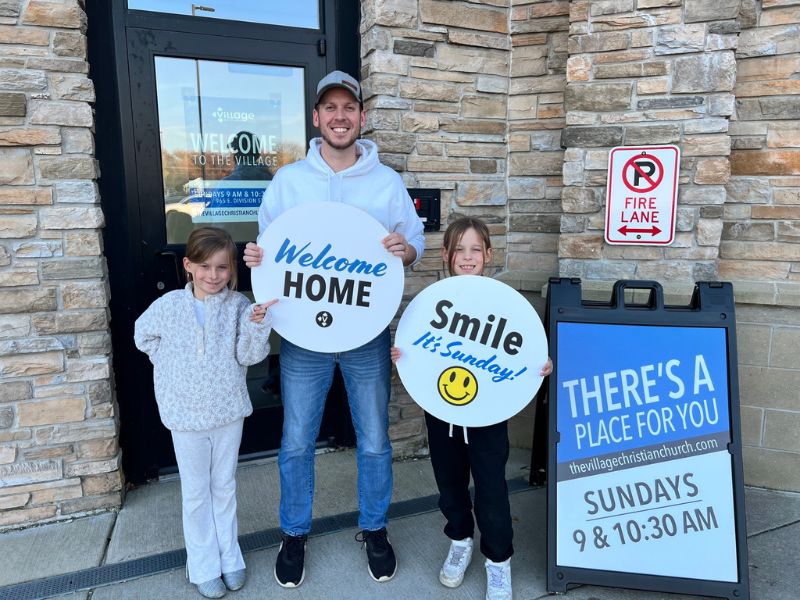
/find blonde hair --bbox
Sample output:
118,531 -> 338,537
442,217 -> 492,276
184,227 -> 238,290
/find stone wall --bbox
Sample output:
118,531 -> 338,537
0,0 -> 121,528
727,0 -> 800,491
361,0 -> 515,455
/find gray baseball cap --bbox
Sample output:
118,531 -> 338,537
316,70 -> 362,104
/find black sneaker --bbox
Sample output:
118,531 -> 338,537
274,533 -> 307,587
356,528 -> 397,582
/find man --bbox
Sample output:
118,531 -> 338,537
243,71 -> 425,588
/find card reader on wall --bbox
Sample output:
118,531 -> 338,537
407,188 -> 441,232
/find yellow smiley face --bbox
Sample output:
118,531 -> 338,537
437,366 -> 478,406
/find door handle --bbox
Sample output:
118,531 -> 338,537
156,249 -> 183,291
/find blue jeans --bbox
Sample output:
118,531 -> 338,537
278,329 -> 393,535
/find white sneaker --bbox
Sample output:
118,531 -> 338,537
485,558 -> 512,600
438,537 -> 473,588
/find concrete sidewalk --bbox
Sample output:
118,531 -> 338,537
0,448 -> 798,600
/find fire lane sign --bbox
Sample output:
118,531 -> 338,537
605,145 -> 680,246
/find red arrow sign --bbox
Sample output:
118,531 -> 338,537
618,225 -> 662,236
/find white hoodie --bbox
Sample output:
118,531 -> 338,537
258,138 -> 425,264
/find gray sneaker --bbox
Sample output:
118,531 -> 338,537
196,577 -> 226,599
485,558 -> 512,600
439,537 -> 473,588
222,568 -> 246,591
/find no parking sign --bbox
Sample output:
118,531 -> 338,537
605,145 -> 680,246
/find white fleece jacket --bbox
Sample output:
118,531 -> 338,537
257,138 -> 425,263
134,284 -> 272,432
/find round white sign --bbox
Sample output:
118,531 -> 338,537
395,276 -> 548,427
251,202 -> 404,353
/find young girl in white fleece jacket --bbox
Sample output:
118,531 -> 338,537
134,227 -> 277,599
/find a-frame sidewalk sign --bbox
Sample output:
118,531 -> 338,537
540,278 -> 749,600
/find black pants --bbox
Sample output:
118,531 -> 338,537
425,412 -> 514,563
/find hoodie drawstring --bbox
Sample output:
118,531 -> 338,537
447,422 -> 469,444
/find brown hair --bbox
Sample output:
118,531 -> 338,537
442,217 -> 492,276
184,227 -> 238,290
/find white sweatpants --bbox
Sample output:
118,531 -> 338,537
171,418 -> 245,584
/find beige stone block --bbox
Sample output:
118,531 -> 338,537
509,152 -> 563,176
743,446 -> 800,491
740,365 -> 800,411
764,409 -> 800,452
760,5 -> 800,26
436,45 -> 508,76
462,95 -> 506,119
737,55 -> 800,83
0,211 -> 36,238
60,281 -> 108,310
508,94 -> 537,120
0,445 -> 14,464
448,30 -> 509,50
32,309 -> 106,334
0,25 -> 49,45
23,0 -> 85,28
694,158 -> 730,184
721,241 -> 800,261
0,288 -> 57,315
64,452 -> 120,477
447,143 -> 505,158
420,0 -> 507,33
407,156 -> 469,173
76,437 -> 118,460
558,234 -> 602,259
17,397 -> 84,427
0,505 -> 56,527
60,490 -> 121,515
399,80 -> 459,102
369,51 -> 409,76
739,405 -> 763,447
0,459 -> 61,486
0,493 -> 30,510
769,327 -> 800,369
720,259 -> 789,281
38,156 -> 97,180
0,350 -> 62,377
456,181 -> 506,206
82,470 -> 123,495
683,135 -> 731,157
0,188 -> 51,206
30,480 -> 83,504
0,127 -> 60,147
64,231 -> 102,256
736,323 -> 771,367
400,112 -> 438,133
736,80 -> 800,98
28,100 -> 92,127
65,357 -> 111,382
53,31 -> 86,58
38,206 -> 104,231
35,420 -> 116,445
48,73 -> 94,102
767,125 -> 800,149
696,219 -> 723,246
0,68 -> 47,92
0,268 -> 38,287
0,148 -> 33,184
566,55 -> 590,82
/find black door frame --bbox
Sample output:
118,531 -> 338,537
87,0 -> 360,483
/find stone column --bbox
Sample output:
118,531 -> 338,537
0,0 -> 122,528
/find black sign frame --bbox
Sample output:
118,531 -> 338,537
545,278 -> 749,600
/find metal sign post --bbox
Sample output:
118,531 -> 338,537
546,278 -> 749,600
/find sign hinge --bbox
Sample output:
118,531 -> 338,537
318,38 -> 327,56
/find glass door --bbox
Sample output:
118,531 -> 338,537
124,26 -> 351,472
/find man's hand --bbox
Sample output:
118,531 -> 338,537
382,232 -> 416,266
244,242 -> 264,269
